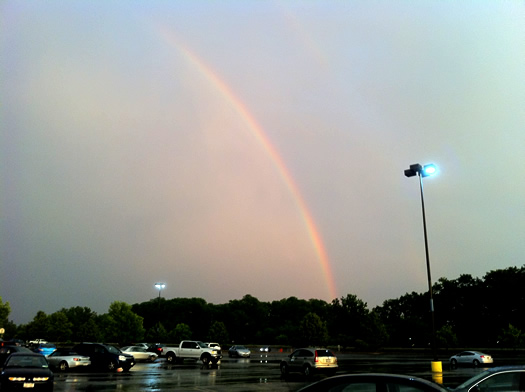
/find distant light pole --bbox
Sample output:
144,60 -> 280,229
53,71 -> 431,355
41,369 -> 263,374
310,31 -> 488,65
155,283 -> 166,300
404,163 -> 441,370
155,283 -> 165,338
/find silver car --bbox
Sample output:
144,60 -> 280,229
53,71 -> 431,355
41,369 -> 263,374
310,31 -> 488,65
449,351 -> 493,367
228,345 -> 251,358
280,348 -> 337,377
120,346 -> 158,362
47,348 -> 91,371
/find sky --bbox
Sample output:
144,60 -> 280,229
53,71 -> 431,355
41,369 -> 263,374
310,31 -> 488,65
1,1 -> 525,325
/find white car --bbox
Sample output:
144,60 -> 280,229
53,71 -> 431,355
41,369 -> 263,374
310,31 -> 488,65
449,351 -> 493,366
120,346 -> 158,362
46,349 -> 91,371
206,342 -> 221,350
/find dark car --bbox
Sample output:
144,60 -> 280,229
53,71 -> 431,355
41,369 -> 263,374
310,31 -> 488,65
0,352 -> 54,391
0,346 -> 32,367
72,343 -> 135,372
297,373 -> 449,392
452,365 -> 525,392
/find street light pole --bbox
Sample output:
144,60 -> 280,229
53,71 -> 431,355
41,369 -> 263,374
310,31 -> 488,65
154,283 -> 165,338
404,163 -> 441,373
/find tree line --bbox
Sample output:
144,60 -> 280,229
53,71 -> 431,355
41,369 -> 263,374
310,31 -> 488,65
1,266 -> 524,349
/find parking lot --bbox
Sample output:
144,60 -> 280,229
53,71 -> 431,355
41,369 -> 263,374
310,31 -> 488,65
50,350 -> 525,391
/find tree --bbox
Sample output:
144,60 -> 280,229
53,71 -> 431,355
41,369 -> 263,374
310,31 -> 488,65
0,297 -> 11,326
102,301 -> 145,344
47,311 -> 73,342
62,306 -> 101,342
300,312 -> 328,347
499,324 -> 524,349
436,325 -> 458,350
207,321 -> 229,344
329,294 -> 369,347
0,297 -> 11,339
25,311 -> 50,340
169,323 -> 192,343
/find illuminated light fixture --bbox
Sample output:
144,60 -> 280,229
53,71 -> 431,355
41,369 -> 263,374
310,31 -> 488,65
404,162 -> 441,372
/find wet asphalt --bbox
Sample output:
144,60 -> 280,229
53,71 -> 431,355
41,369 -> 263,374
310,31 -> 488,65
51,350 -> 525,391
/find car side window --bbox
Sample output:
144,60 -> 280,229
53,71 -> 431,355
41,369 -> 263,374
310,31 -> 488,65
330,382 -> 377,392
475,372 -> 522,392
386,383 -> 429,392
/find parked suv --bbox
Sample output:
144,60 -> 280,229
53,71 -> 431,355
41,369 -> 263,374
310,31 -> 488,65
280,348 -> 337,377
72,343 -> 135,372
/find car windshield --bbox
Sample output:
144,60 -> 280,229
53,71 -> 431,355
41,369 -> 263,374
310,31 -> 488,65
6,356 -> 49,368
106,345 -> 121,354
316,349 -> 335,357
197,341 -> 208,348
455,370 -> 492,389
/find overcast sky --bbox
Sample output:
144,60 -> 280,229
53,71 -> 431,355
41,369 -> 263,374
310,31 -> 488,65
2,1 -> 524,324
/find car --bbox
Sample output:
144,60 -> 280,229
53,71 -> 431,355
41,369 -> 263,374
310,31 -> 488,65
280,348 -> 338,377
259,346 -> 271,352
28,339 -> 47,345
297,373 -> 449,392
452,365 -> 525,392
147,343 -> 166,357
206,342 -> 221,350
72,343 -> 135,372
0,352 -> 54,391
46,349 -> 91,371
120,346 -> 158,362
0,339 -> 25,347
449,351 -> 493,367
0,346 -> 32,367
228,345 -> 251,358
31,343 -> 57,357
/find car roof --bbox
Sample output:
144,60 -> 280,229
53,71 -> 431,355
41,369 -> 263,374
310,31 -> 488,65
299,373 -> 448,391
8,352 -> 46,357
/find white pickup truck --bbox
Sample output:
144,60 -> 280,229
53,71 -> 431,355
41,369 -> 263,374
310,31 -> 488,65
163,340 -> 222,365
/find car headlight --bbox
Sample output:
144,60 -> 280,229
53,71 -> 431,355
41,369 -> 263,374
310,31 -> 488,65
33,377 -> 50,381
119,355 -> 126,361
9,377 -> 26,381
211,350 -> 217,355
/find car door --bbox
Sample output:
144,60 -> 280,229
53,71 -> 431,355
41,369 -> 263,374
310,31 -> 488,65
288,349 -> 305,372
458,352 -> 474,364
180,341 -> 199,359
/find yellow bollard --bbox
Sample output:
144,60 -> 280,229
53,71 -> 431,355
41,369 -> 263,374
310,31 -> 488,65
431,360 -> 442,372
432,372 -> 443,384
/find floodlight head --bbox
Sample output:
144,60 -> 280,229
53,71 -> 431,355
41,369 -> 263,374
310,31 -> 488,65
422,164 -> 437,177
155,283 -> 166,290
404,163 -> 422,177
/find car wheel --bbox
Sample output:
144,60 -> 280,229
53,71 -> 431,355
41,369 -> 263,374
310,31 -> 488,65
107,361 -> 117,371
58,361 -> 69,371
280,363 -> 289,375
450,359 -> 457,367
303,364 -> 313,377
166,352 -> 176,363
201,354 -> 210,366
473,359 -> 480,366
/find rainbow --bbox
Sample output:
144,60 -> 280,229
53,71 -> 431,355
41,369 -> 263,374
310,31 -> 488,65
156,26 -> 338,301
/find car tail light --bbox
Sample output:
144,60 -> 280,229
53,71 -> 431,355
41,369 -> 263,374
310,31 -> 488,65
74,358 -> 81,361
314,351 -> 319,363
